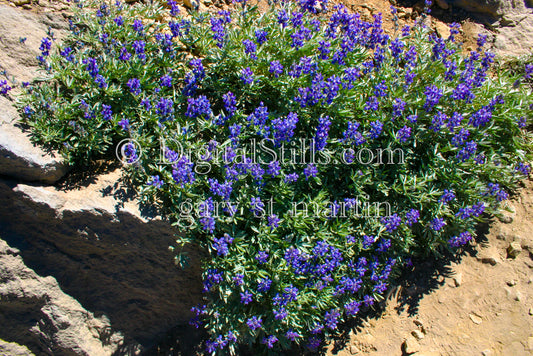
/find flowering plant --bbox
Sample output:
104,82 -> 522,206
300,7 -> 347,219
19,0 -> 533,353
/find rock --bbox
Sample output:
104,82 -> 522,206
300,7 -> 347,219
447,0 -> 530,18
0,339 -> 34,355
477,249 -> 500,265
507,242 -> 522,258
411,329 -> 425,340
0,5 -> 70,184
469,313 -> 483,324
435,0 -> 449,9
402,336 -> 421,354
453,273 -> 463,287
0,122 -> 69,184
529,307 -> 533,315
0,238 -> 124,355
493,14 -> 533,57
11,0 -> 30,5
434,21 -> 451,39
515,291 -> 522,301
0,169 -> 204,354
349,344 -> 360,354
506,279 -> 517,286
481,350 -> 492,356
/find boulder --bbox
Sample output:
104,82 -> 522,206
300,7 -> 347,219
0,4 -> 70,184
0,169 -> 204,354
0,239 -> 124,355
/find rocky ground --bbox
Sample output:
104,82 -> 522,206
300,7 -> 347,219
0,0 -> 532,355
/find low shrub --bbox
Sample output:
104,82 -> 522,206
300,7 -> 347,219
18,0 -> 533,353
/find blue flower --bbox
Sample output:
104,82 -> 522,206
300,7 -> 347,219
286,330 -> 300,341
448,231 -> 472,247
241,290 -> 252,304
381,214 -> 401,232
246,315 -> 261,329
269,60 -> 283,78
439,189 -> 455,204
160,74 -> 173,88
147,175 -> 164,188
127,78 -> 141,95
368,120 -> 383,139
255,250 -> 269,264
268,214 -> 280,229
324,309 -> 340,330
156,98 -> 174,121
101,104 -> 112,120
185,95 -> 212,118
257,278 -> 272,292
240,67 -> 254,85
118,118 -> 129,130
262,335 -> 278,349
242,39 -> 257,60
423,85 -> 443,112
396,126 -> 411,142
405,209 -> 420,226
430,217 -> 446,231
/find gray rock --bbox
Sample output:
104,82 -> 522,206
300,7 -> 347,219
0,339 -> 34,355
0,122 -> 69,184
0,238 -> 124,355
448,0 -> 530,18
0,169 -> 204,354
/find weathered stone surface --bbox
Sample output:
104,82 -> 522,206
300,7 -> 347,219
0,169 -> 204,354
0,122 -> 69,184
0,4 -> 70,184
0,239 -> 124,355
0,339 -> 34,355
448,0 -> 530,18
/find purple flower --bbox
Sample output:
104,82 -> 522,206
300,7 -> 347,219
101,104 -> 112,120
286,330 -> 300,341
113,16 -> 123,26
186,95 -> 212,118
233,274 -> 244,286
423,85 -> 443,112
223,91 -> 237,118
364,96 -> 379,111
147,175 -> 164,188
269,60 -> 283,78
153,98 -> 173,121
0,80 -> 12,96
268,161 -> 281,176
324,309 -> 340,330
284,173 -> 299,183
268,214 -> 280,229
405,209 -> 420,226
118,118 -> 129,130
127,78 -> 141,95
246,316 -> 261,330
271,112 -> 298,146
381,214 -> 401,232
257,277 -> 272,292
160,74 -> 173,88
132,19 -> 144,32
439,189 -> 455,204
240,67 -> 254,85
345,300 -> 361,316
262,335 -> 278,349
430,217 -> 446,231
303,164 -> 318,180
243,39 -> 257,60
396,126 -> 411,142
241,290 -> 253,305
448,231 -> 472,247
368,120 -> 383,139
362,235 -> 375,249
314,116 -> 331,151
255,250 -> 269,264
